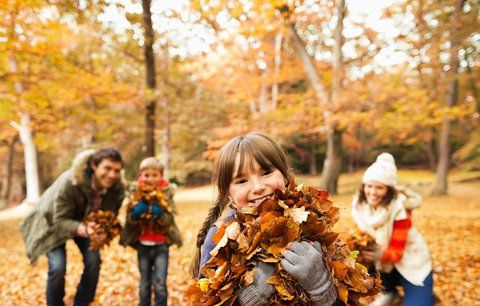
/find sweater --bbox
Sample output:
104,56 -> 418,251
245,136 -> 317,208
351,194 -> 432,286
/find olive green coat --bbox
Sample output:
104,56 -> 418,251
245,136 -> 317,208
19,150 -> 125,264
119,185 -> 183,248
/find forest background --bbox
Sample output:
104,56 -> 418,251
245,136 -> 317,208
1,0 -> 479,200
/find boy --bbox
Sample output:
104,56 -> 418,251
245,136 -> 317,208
120,157 -> 182,306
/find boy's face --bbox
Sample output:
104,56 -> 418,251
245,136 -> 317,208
139,168 -> 163,186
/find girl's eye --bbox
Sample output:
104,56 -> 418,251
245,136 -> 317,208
263,169 -> 273,176
234,178 -> 247,184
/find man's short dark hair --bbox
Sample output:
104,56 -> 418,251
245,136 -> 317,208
86,148 -> 123,177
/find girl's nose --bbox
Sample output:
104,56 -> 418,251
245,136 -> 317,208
253,181 -> 266,194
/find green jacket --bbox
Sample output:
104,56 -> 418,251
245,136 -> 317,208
19,150 -> 125,264
119,184 -> 183,248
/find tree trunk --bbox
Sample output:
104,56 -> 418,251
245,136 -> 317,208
320,130 -> 343,192
271,29 -> 283,110
356,126 -> 366,170
431,0 -> 464,195
424,135 -> 436,171
142,0 -> 156,157
160,96 -> 170,178
160,43 -> 171,177
320,0 -> 345,194
259,71 -> 268,112
8,42 -> 40,205
348,149 -> 355,173
0,136 -> 17,208
464,48 -> 479,116
286,2 -> 345,193
10,115 -> 40,204
309,141 -> 317,175
287,24 -> 328,103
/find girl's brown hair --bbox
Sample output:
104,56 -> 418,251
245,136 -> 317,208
357,184 -> 397,207
190,133 -> 294,277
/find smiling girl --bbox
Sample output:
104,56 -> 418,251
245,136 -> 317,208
190,133 -> 338,306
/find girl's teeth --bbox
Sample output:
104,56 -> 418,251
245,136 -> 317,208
252,195 -> 271,204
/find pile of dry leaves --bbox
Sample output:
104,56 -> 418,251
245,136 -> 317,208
344,230 -> 377,270
84,210 -> 122,250
185,182 -> 381,305
126,183 -> 171,233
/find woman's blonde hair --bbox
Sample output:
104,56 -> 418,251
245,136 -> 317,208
190,132 -> 294,277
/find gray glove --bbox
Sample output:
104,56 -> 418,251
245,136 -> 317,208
281,241 -> 337,305
237,262 -> 275,306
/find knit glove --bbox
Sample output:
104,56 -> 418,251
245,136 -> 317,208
150,202 -> 163,217
281,241 -> 337,305
130,201 -> 148,220
237,262 -> 275,306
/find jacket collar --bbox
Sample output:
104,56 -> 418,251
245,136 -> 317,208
71,149 -> 95,187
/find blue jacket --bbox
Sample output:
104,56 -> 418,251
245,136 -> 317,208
199,209 -> 235,277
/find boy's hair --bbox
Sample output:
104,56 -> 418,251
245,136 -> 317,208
86,148 -> 122,177
357,184 -> 397,207
139,157 -> 164,175
190,132 -> 294,277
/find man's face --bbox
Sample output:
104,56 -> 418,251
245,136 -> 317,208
91,159 -> 122,189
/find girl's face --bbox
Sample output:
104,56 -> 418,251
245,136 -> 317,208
363,181 -> 388,206
228,153 -> 286,209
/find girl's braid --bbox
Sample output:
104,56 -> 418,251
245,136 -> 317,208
196,196 -> 228,247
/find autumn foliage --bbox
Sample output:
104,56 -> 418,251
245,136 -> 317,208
84,210 -> 122,250
127,184 -> 171,233
185,182 -> 381,305
344,230 -> 377,270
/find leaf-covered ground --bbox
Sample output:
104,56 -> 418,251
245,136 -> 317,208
0,170 -> 479,305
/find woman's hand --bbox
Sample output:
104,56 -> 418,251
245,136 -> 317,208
363,244 -> 382,262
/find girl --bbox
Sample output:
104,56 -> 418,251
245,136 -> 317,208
190,133 -> 338,306
351,153 -> 433,306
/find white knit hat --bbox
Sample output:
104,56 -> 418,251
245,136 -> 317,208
362,153 -> 397,187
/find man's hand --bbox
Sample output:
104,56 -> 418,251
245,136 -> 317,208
76,222 -> 102,238
76,223 -> 88,237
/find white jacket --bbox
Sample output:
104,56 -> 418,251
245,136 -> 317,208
351,194 -> 432,286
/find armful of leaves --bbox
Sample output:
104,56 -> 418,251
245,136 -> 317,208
83,210 -> 122,250
127,183 -> 174,233
185,182 -> 382,306
345,230 -> 378,269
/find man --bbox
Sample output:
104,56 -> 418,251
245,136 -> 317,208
20,148 -> 125,306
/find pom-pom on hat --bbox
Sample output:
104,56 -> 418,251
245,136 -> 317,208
362,153 -> 397,187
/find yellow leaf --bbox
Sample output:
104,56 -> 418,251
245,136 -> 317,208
286,206 -> 310,224
198,278 -> 212,293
